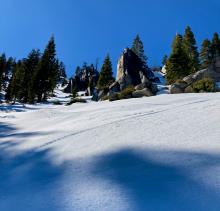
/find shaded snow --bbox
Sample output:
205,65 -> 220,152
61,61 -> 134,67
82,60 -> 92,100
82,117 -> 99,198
153,71 -> 166,85
1,93 -> 220,210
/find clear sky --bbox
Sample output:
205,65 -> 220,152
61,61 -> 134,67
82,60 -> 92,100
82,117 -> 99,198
0,0 -> 220,77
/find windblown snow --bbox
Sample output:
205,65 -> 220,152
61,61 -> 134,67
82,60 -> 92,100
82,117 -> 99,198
1,92 -> 220,211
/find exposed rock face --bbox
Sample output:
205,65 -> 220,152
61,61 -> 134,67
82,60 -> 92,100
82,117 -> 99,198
116,48 -> 155,88
64,65 -> 99,94
170,57 -> 220,94
93,48 -> 158,101
170,84 -> 185,94
183,57 -> 220,84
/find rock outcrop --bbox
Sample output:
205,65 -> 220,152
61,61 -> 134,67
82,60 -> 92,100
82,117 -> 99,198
64,64 -> 99,95
183,57 -> 220,84
93,48 -> 158,101
109,48 -> 158,96
170,57 -> 220,94
116,48 -> 155,87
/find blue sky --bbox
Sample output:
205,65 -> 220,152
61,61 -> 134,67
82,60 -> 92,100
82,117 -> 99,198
0,0 -> 220,77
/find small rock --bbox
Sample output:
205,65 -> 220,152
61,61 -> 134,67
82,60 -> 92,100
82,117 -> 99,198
170,84 -> 184,94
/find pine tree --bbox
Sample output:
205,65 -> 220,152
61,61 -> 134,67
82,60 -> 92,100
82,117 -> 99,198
162,55 -> 168,66
97,54 -> 114,89
33,36 -> 58,102
75,66 -> 81,77
4,57 -> 14,88
200,39 -> 212,69
0,54 -> 7,91
183,26 -> 199,73
58,61 -> 67,79
211,32 -> 220,59
6,60 -> 26,102
166,34 -> 190,84
131,34 -> 148,67
25,49 -> 41,103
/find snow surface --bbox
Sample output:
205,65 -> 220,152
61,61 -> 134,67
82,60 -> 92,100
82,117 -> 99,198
1,92 -> 220,211
153,71 -> 166,85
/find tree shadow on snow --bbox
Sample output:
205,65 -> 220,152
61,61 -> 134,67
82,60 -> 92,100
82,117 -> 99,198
2,122 -> 220,211
0,122 -> 50,141
91,148 -> 220,211
0,104 -> 39,113
0,122 -> 68,211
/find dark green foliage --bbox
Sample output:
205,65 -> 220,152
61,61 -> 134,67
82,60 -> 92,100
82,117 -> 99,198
192,78 -> 215,93
131,34 -> 148,67
0,54 -> 6,91
118,86 -> 135,99
5,36 -> 65,104
0,54 -> 14,92
162,55 -> 168,66
33,36 -> 58,102
108,86 -> 135,102
72,85 -> 77,98
58,61 -> 67,79
25,49 -> 41,103
211,32 -> 220,59
6,61 -> 26,102
5,50 -> 41,103
200,39 -> 212,69
183,26 -> 199,73
97,54 -> 114,89
166,34 -> 190,84
108,93 -> 119,101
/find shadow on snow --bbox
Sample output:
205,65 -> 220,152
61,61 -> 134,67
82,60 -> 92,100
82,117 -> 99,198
91,148 -> 220,211
1,122 -> 220,210
0,122 -> 67,211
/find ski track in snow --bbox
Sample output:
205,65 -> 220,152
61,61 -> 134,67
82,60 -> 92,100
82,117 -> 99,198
1,92 -> 220,211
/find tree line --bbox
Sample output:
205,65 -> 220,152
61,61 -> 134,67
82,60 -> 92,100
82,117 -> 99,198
0,36 -> 67,103
1,27 -> 220,103
165,26 -> 220,84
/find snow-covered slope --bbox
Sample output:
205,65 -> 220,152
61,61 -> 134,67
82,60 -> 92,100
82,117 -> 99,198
1,93 -> 220,211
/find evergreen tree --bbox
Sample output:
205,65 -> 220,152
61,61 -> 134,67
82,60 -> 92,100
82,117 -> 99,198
33,36 -> 58,102
131,34 -> 148,67
58,61 -> 67,79
75,66 -> 81,76
166,34 -> 190,84
97,54 -> 114,89
200,39 -> 212,69
162,55 -> 168,66
6,50 -> 41,103
25,49 -> 41,103
6,60 -> 26,102
183,26 -> 199,73
0,54 -> 7,91
211,32 -> 220,59
5,36 -> 63,104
